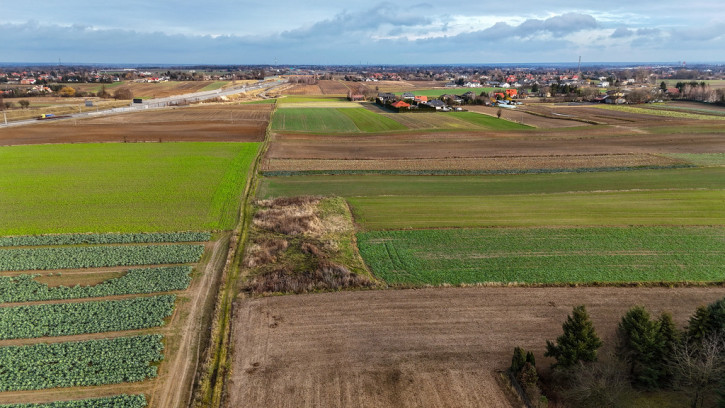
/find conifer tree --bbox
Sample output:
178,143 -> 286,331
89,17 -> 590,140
617,306 -> 664,388
545,305 -> 603,368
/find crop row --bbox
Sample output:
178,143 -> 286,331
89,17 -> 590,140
0,395 -> 147,408
0,334 -> 163,391
0,295 -> 176,340
0,232 -> 211,247
0,244 -> 204,271
598,104 -> 725,120
0,266 -> 192,303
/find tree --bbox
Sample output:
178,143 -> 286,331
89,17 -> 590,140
688,306 -> 713,344
562,355 -> 631,408
617,306 -> 666,388
113,88 -> 133,100
531,83 -> 539,93
545,305 -> 603,368
496,108 -> 502,119
0,94 -> 4,111
59,86 -> 76,97
18,99 -> 30,109
660,81 -> 668,91
669,333 -> 725,408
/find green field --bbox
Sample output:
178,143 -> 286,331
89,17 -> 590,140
0,142 -> 260,235
260,168 -> 725,229
271,107 -> 407,133
348,190 -> 725,229
278,96 -> 348,104
357,227 -> 725,285
198,81 -> 229,91
394,88 -> 496,97
339,108 -> 407,131
271,108 -> 359,132
447,112 -> 532,130
661,153 -> 725,166
259,167 -> 725,198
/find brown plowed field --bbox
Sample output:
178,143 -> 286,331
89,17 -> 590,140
282,84 -> 323,95
263,154 -> 683,172
317,80 -> 352,95
228,286 -> 725,408
0,104 -> 272,145
267,129 -> 725,160
466,106 -> 588,128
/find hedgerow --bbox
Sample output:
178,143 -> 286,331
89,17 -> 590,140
0,266 -> 192,303
0,295 -> 176,339
0,334 -> 164,391
0,244 -> 204,271
0,232 -> 210,247
0,395 -> 147,408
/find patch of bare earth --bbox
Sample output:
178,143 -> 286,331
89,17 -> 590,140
227,286 -> 725,408
0,104 -> 272,145
267,128 -> 725,160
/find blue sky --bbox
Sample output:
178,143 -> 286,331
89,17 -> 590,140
1,1 -> 723,64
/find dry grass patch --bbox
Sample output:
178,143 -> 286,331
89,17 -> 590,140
243,197 -> 376,294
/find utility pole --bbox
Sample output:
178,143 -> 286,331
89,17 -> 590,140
2,110 -> 6,126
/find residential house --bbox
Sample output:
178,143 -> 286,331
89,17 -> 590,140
425,100 -> 447,110
401,92 -> 415,100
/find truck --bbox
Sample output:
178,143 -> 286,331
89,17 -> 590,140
37,114 -> 70,120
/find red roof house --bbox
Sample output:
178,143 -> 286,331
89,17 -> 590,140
390,100 -> 410,109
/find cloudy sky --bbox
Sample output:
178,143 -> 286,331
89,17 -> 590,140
2,1 -> 723,64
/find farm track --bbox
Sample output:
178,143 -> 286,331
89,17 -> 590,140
150,234 -> 230,408
227,286 -> 725,408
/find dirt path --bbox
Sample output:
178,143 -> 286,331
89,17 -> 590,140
149,234 -> 230,408
228,286 -> 725,408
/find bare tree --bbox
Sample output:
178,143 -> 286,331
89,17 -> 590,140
562,354 -> 632,408
669,333 -> 725,408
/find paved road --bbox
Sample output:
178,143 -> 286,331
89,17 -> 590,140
0,79 -> 285,128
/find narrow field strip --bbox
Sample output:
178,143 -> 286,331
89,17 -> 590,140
0,266 -> 192,303
0,232 -> 210,247
0,334 -> 164,391
0,394 -> 147,408
337,108 -> 408,132
348,190 -> 725,229
0,244 -> 204,271
357,227 -> 725,285
597,104 -> 725,120
0,295 -> 176,340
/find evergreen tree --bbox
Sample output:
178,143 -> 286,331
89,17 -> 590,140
660,81 -> 668,91
687,306 -> 712,344
511,346 -> 527,374
617,306 -> 665,388
658,312 -> 681,385
545,305 -> 603,368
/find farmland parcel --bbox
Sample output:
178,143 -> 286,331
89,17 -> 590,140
0,142 -> 260,235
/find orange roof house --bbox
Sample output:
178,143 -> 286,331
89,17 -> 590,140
390,100 -> 410,108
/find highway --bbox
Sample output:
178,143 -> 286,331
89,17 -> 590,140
0,78 -> 285,128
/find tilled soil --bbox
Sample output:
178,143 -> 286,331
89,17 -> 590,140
0,105 -> 272,145
268,130 -> 725,160
228,286 -> 725,408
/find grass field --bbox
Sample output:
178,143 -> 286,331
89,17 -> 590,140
0,142 -> 260,235
348,190 -> 725,229
357,227 -> 725,285
447,112 -> 532,130
278,96 -> 348,104
271,107 -> 408,133
198,81 -> 229,91
661,153 -> 725,166
338,108 -> 407,131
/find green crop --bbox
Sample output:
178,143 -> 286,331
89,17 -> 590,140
0,232 -> 210,247
0,395 -> 147,408
0,295 -> 176,339
0,266 -> 192,303
357,227 -> 725,285
0,334 -> 163,391
0,244 -> 204,271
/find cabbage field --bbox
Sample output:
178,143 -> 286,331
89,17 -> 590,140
0,232 -> 210,247
0,395 -> 147,408
0,295 -> 176,339
0,266 -> 192,303
0,334 -> 164,391
0,244 -> 204,271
